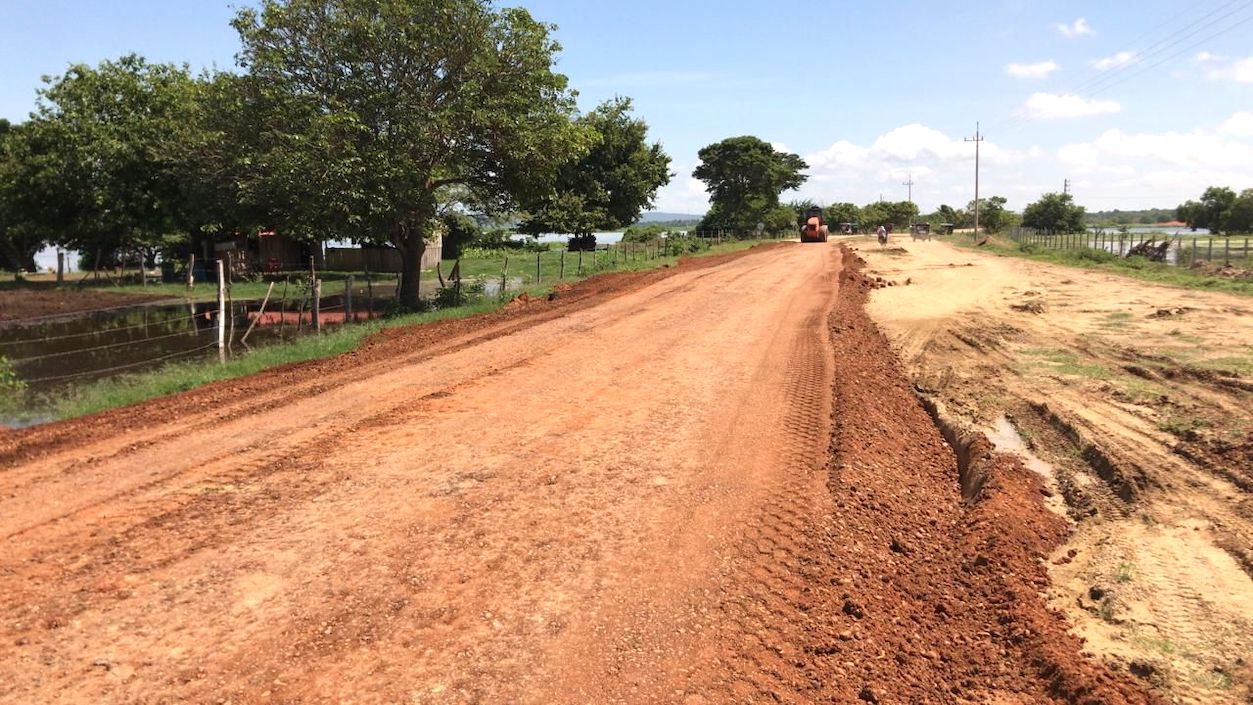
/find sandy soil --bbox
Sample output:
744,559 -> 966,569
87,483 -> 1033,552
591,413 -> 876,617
1,243 -> 1159,704
860,237 -> 1253,704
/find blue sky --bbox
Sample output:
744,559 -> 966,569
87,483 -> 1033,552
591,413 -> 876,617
3,0 -> 1252,214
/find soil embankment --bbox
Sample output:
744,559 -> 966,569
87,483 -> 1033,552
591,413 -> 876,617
0,242 -> 1159,703
861,237 -> 1253,704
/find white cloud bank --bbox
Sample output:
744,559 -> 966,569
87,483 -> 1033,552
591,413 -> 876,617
1221,111 -> 1253,137
1020,92 -> 1121,119
1054,18 -> 1094,38
1005,60 -> 1058,79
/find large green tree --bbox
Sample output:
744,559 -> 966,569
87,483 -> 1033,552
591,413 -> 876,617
520,97 -> 671,251
233,0 -> 585,307
1177,186 -> 1240,234
28,55 -> 198,267
693,136 -> 807,233
0,121 -> 47,272
1022,192 -> 1085,234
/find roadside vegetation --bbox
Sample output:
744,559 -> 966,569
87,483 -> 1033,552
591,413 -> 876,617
951,234 -> 1253,296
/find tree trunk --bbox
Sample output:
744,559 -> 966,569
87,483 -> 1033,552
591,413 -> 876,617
397,222 -> 428,309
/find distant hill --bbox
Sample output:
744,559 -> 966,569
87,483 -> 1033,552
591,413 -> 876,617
638,211 -> 703,224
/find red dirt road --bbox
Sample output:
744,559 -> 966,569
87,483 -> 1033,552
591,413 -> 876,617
0,244 -> 1157,704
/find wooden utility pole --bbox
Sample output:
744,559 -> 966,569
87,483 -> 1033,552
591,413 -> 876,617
965,123 -> 984,234
216,259 -> 226,359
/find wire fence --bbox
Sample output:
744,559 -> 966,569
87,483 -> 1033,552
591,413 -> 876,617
1008,227 -> 1253,267
2,234 -> 792,392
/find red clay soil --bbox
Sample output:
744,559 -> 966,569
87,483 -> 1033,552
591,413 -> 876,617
790,249 -> 1161,704
0,243 -> 1163,704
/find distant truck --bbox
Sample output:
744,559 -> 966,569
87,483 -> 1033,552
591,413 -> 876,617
800,206 -> 830,243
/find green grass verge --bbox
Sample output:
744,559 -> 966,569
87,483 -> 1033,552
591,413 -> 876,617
39,239 -> 778,422
948,236 -> 1253,296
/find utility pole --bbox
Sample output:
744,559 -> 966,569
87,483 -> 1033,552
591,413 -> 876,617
1063,178 -> 1071,195
902,172 -> 915,225
965,122 -> 984,234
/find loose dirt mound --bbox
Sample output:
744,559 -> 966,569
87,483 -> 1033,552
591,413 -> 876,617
802,250 -> 1158,704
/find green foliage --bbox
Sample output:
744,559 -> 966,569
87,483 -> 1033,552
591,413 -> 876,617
1022,192 -> 1085,233
694,136 -> 807,232
21,55 -> 199,263
861,200 -> 920,229
969,196 -> 1010,233
1179,185 -> 1253,233
825,202 -> 862,228
232,0 -> 585,307
440,212 -> 481,260
520,97 -> 672,238
622,224 -> 667,243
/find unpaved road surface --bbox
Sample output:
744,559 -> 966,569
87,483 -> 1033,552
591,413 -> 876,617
2,244 -> 1157,704
860,238 -> 1253,704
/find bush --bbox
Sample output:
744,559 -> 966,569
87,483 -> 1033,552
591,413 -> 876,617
1075,247 -> 1117,263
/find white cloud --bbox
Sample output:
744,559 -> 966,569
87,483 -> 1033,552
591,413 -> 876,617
1005,60 -> 1058,79
1220,111 -> 1253,137
1090,51 -> 1135,70
1061,128 -> 1253,170
1206,56 -> 1253,83
1020,92 -> 1121,119
653,172 -> 711,214
1194,51 -> 1222,63
1054,18 -> 1094,38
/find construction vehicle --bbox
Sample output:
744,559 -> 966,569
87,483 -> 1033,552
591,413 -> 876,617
800,206 -> 830,243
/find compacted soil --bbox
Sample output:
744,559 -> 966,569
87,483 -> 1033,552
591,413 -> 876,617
860,237 -> 1253,704
1,243 -> 1158,703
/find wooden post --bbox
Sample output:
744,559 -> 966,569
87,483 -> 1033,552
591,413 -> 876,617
536,250 -> 542,286
279,277 -> 289,333
1208,238 -> 1213,261
312,278 -> 322,332
454,259 -> 461,299
216,259 -> 226,355
1225,237 -> 1230,265
366,273 -> 374,320
577,249 -> 583,275
344,275 -> 354,322
56,250 -> 64,286
501,256 -> 509,297
186,254 -> 195,290
560,250 -> 566,279
241,281 -> 275,346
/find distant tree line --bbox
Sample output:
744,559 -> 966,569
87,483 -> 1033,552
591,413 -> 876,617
0,0 -> 672,308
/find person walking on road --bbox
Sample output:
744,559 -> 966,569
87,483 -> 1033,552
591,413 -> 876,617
877,225 -> 888,247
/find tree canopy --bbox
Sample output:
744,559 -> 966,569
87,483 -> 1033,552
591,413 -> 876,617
519,97 -> 672,250
1022,192 -> 1085,234
693,136 -> 807,233
1176,186 -> 1252,234
232,0 -> 586,306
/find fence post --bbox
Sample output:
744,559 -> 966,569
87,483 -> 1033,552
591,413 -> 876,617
1225,237 -> 1230,265
501,255 -> 509,297
344,275 -> 354,322
536,250 -> 542,286
578,249 -> 583,275
560,250 -> 566,279
216,259 -> 226,358
312,278 -> 322,332
56,250 -> 64,286
1208,238 -> 1213,261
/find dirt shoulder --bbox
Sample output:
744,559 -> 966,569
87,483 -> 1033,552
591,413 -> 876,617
859,237 -> 1253,704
